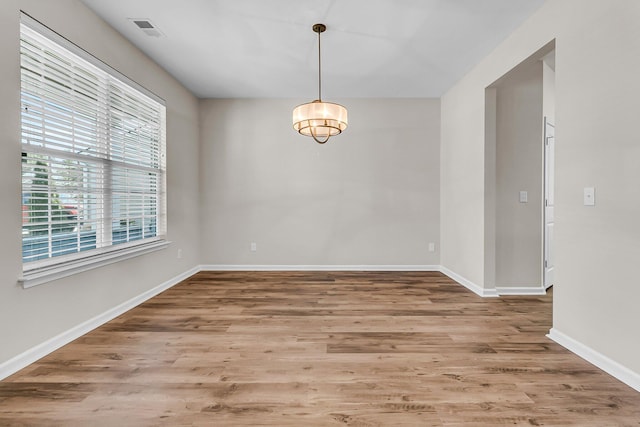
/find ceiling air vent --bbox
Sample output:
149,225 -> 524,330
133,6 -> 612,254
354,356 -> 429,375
129,19 -> 164,38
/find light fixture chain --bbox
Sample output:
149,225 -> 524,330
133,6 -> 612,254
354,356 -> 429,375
317,27 -> 322,101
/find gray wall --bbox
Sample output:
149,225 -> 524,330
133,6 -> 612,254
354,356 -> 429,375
543,58 -> 556,124
484,61 -> 545,292
441,0 -> 640,377
199,98 -> 440,266
0,0 -> 200,364
494,61 -> 544,289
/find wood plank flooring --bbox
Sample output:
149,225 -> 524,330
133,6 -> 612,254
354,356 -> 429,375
1,271 -> 639,426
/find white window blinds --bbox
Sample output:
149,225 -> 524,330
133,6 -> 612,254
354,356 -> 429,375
20,18 -> 167,269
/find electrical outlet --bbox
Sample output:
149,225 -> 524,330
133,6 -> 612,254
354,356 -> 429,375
428,243 -> 435,252
177,248 -> 182,259
250,242 -> 257,252
584,187 -> 595,206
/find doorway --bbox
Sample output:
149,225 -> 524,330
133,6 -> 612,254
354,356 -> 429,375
484,42 -> 555,295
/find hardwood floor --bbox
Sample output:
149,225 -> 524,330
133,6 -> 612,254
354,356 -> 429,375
1,271 -> 639,426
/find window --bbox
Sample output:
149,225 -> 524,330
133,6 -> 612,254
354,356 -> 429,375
20,15 -> 167,286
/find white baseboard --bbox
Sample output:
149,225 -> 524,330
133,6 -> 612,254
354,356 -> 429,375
0,266 -> 199,381
200,266 -> 543,298
199,264 -> 440,272
495,286 -> 547,296
439,266 -> 499,297
547,328 -> 640,392
202,264 -> 504,298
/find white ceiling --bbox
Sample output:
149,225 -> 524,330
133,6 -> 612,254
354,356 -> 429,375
80,0 -> 545,99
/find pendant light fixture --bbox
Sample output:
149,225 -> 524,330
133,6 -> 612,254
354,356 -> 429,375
293,23 -> 348,144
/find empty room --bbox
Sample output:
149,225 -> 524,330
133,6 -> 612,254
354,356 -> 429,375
1,0 -> 639,425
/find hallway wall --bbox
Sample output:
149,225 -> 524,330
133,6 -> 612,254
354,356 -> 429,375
441,0 -> 640,385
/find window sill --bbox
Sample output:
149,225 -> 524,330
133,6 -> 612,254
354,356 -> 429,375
19,240 -> 171,289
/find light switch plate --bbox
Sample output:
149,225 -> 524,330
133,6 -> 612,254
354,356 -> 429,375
519,191 -> 528,203
584,187 -> 595,206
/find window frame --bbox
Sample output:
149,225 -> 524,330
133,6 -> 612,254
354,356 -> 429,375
19,13 -> 169,288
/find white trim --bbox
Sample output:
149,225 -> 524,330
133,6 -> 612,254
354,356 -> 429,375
199,264 -> 440,272
200,265 -> 504,298
0,266 -> 198,381
495,286 -> 547,296
547,328 -> 640,392
20,240 -> 171,288
439,266 -> 499,297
